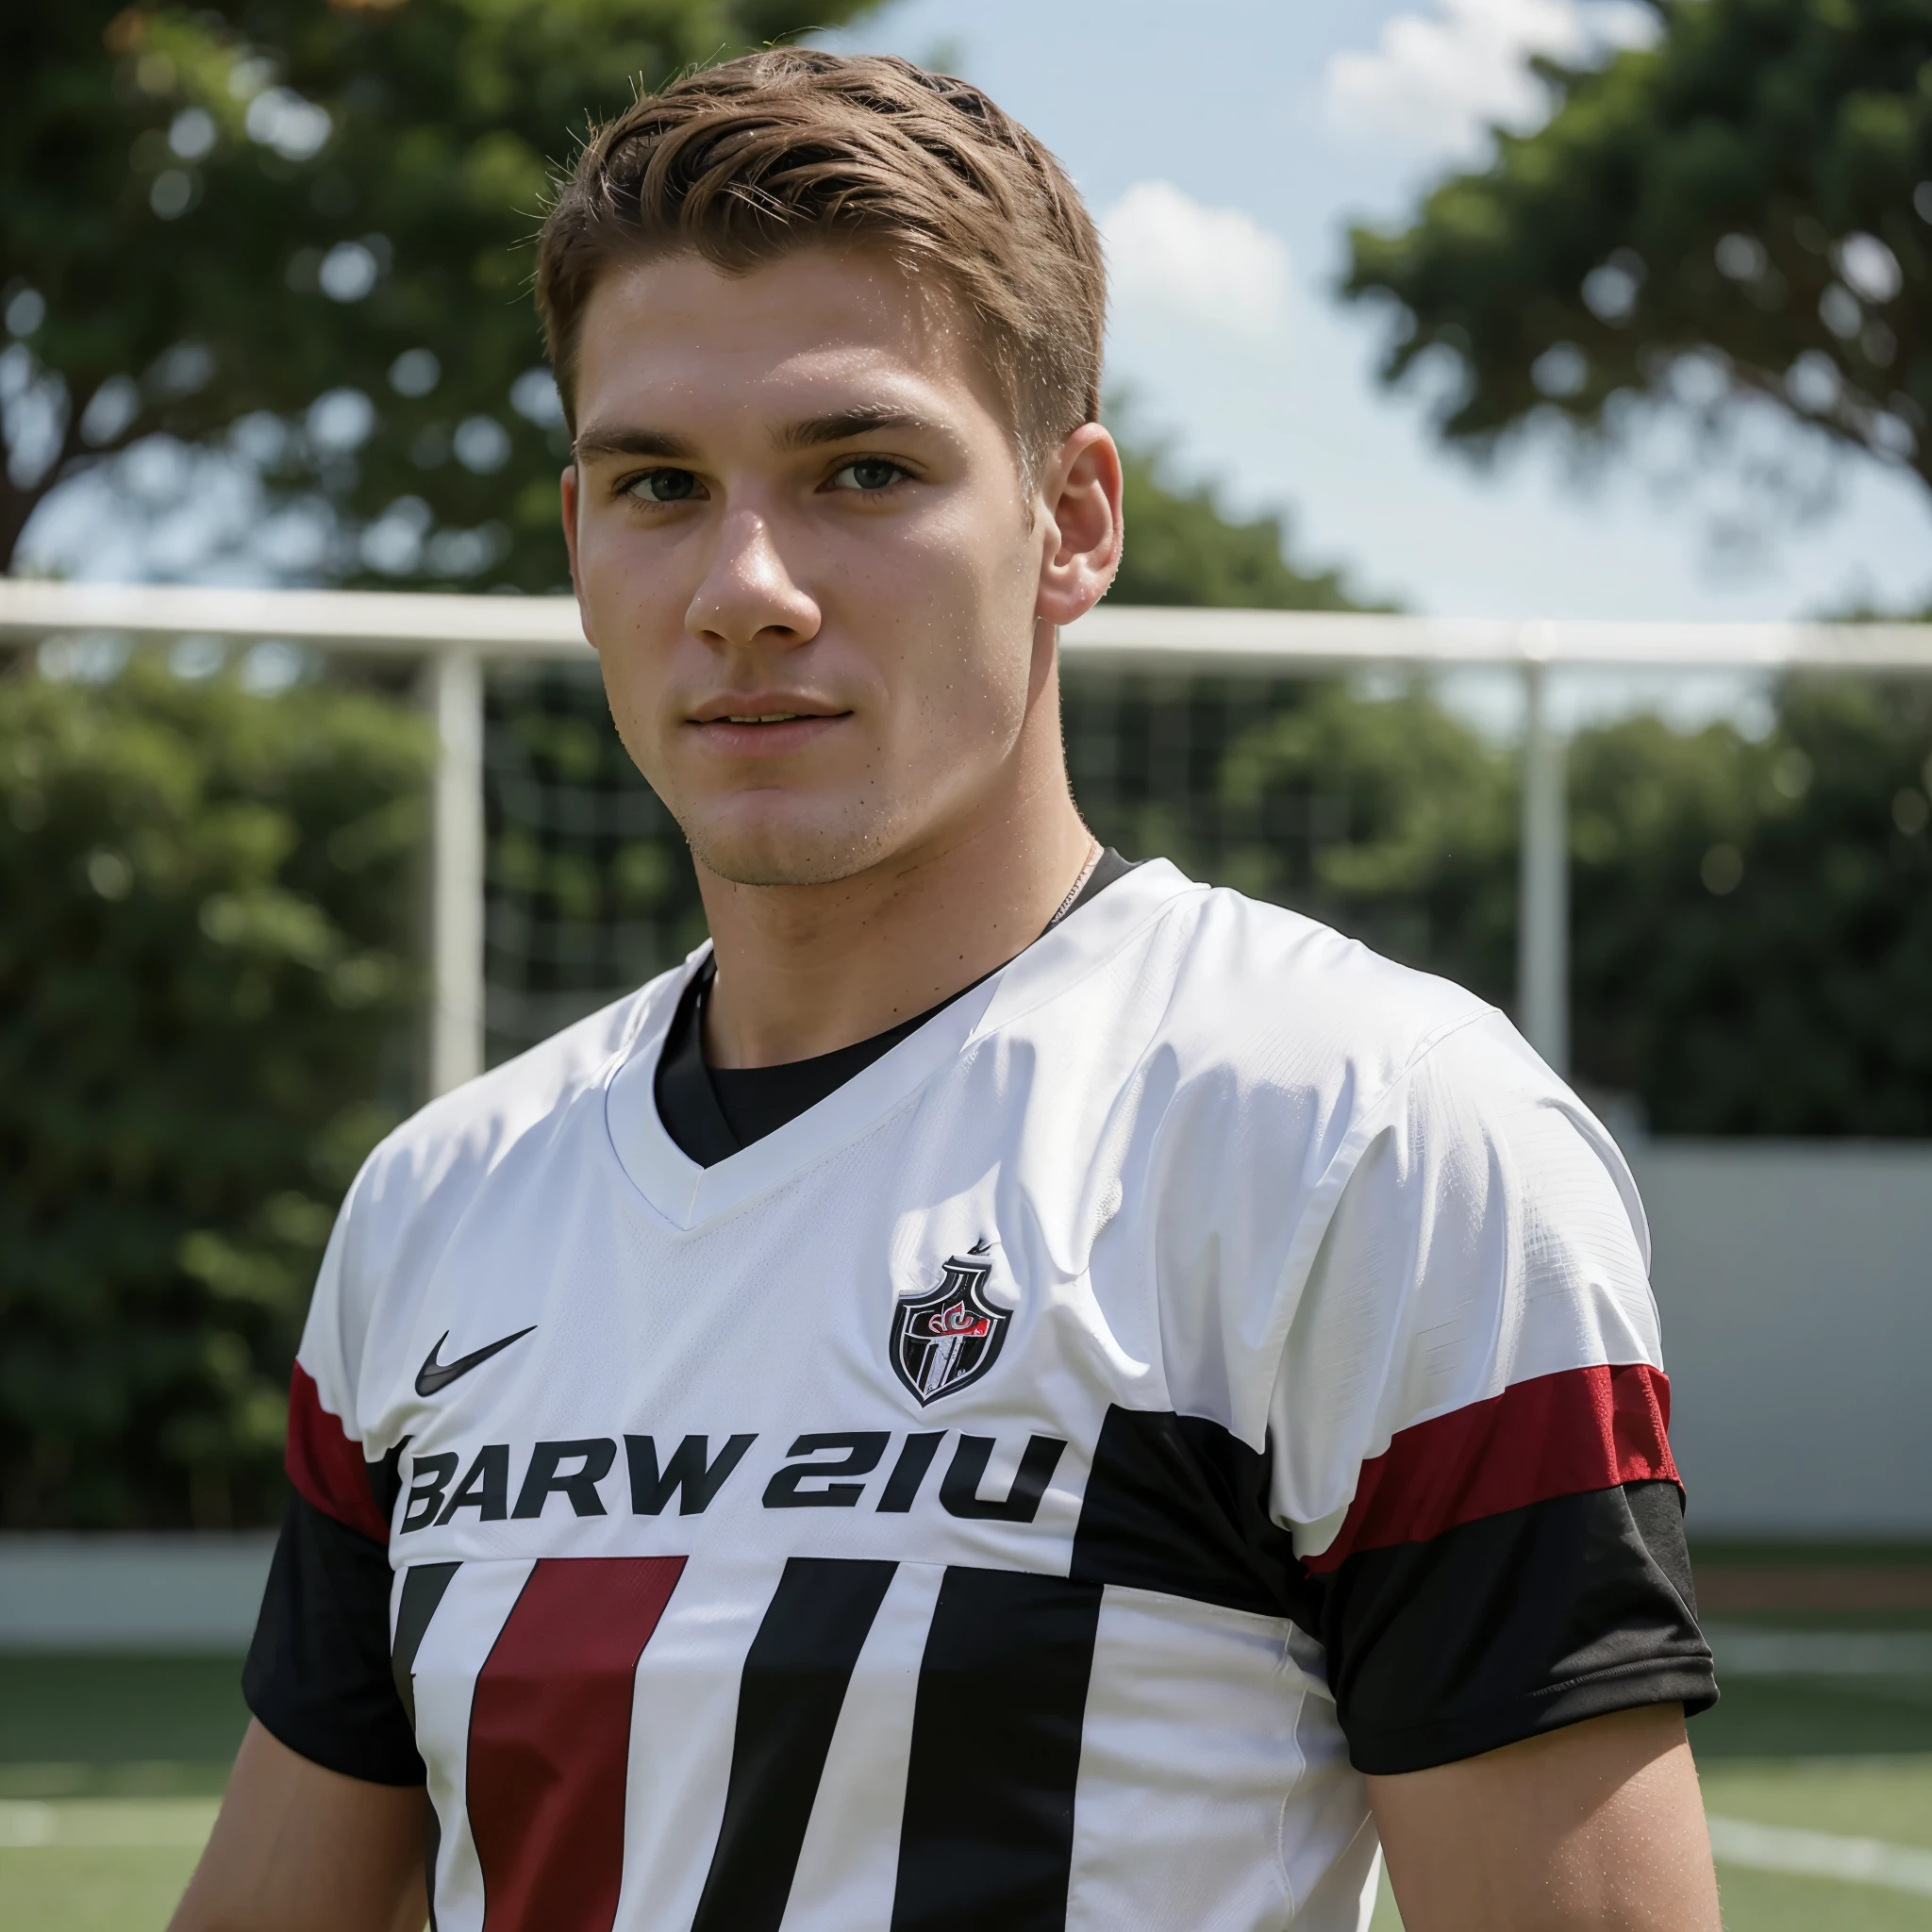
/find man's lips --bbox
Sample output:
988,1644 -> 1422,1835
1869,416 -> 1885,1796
684,700 -> 851,758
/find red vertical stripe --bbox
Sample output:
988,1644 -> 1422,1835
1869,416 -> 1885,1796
468,1557 -> 686,1932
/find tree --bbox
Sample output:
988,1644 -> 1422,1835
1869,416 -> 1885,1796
1,0 -> 878,588
1108,442 -> 1384,611
1570,679 -> 1932,1133
0,660 -> 431,1527
1341,0 -> 1930,496
1113,667 -> 1932,1138
1214,680 -> 1517,1001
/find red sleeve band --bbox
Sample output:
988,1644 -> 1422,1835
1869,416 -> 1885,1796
1305,1361 -> 1678,1574
287,1362 -> 391,1543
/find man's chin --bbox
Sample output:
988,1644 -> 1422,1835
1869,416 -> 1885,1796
684,808 -> 899,891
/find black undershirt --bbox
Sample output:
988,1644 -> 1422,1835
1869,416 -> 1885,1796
655,847 -> 1138,1166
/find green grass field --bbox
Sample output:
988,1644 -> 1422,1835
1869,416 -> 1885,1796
5,1626 -> 1931,1930
0,1655 -> 242,1932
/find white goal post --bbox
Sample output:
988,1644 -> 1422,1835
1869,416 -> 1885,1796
6,576 -> 1930,1095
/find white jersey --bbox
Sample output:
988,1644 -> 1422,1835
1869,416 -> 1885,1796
280,859 -> 1696,1932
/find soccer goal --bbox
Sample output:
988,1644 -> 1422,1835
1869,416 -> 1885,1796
4,577 -> 1929,1096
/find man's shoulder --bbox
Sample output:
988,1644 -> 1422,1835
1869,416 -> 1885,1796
1148,880 -> 1500,1103
297,965 -> 693,1439
1004,871 -> 1525,1226
350,963 -> 685,1227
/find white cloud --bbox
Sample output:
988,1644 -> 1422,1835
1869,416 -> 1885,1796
1101,181 -> 1291,339
1324,0 -> 1658,164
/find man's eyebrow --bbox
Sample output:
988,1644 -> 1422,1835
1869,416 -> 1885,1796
774,408 -> 950,451
572,425 -> 698,461
573,408 -> 954,461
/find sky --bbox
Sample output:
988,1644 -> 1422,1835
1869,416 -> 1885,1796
821,0 -> 1932,627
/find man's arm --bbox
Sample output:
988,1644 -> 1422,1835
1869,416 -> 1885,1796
169,1721 -> 427,1932
1367,1705 -> 1721,1931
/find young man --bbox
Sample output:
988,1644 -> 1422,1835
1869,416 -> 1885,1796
173,50 -> 1721,1932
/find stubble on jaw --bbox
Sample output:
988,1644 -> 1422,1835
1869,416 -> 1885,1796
673,720 -> 994,893
651,598 -> 1043,896
679,787 -> 892,891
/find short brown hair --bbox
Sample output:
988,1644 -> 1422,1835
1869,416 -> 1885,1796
536,50 -> 1106,475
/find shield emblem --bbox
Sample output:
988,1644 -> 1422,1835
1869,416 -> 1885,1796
891,1244 -> 1010,1405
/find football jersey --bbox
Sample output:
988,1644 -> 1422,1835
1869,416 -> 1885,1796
249,858 -> 1712,1932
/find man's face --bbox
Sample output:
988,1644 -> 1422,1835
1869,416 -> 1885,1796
563,247 -> 1067,888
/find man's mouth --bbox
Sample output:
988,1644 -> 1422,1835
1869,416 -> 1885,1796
685,703 -> 851,756
690,697 -> 846,724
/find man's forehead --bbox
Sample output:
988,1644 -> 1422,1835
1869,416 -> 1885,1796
572,249 -> 998,434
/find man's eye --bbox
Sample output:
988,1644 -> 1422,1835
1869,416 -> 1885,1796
626,468 -> 702,503
830,458 -> 906,492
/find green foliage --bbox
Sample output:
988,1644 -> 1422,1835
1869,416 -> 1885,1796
1058,670 -> 1515,1022
490,658 -> 1932,1139
0,0 -> 878,581
0,659 -> 432,1526
1572,679 -> 1932,1132
1341,0 -> 1931,491
3,3 -> 1368,606
1217,682 -> 1518,1000
1108,445 -> 1384,610
482,665 -> 708,1063
1083,667 -> 1932,1138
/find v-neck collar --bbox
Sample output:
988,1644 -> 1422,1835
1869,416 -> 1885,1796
601,858 -> 1202,1232
656,846 -> 1145,1167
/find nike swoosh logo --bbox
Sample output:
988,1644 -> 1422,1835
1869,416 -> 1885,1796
415,1325 -> 536,1397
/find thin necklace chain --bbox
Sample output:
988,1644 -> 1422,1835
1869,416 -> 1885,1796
1046,837 -> 1104,930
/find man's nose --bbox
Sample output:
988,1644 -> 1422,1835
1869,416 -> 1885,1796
686,507 -> 821,653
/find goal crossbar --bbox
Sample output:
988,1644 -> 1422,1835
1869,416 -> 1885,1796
8,578 -> 1930,1094
5,577 -> 1932,673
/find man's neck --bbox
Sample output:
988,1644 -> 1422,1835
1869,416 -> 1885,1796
696,765 -> 1094,1071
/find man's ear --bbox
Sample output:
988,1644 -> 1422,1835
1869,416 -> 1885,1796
1034,423 -> 1124,630
558,464 -> 591,641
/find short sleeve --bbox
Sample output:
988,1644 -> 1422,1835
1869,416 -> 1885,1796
242,1178 -> 423,1784
1269,1015 -> 1716,1774
243,1491 -> 424,1785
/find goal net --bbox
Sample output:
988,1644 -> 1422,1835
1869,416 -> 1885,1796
480,658 -> 1507,1067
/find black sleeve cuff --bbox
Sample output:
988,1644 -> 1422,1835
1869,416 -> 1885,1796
1318,1479 -> 1718,1775
242,1492 -> 425,1786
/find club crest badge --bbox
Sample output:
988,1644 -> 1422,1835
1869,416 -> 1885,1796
891,1241 -> 1010,1405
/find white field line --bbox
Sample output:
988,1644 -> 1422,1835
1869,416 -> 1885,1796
1708,1816 -> 1932,1896
5,1794 -> 1931,1904
1704,1624 -> 1932,1676
0,1797 -> 218,1849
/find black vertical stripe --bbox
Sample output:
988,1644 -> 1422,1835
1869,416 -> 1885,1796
1070,1406 -> 1313,1620
391,1560 -> 460,1732
391,1561 -> 458,1932
891,1567 -> 1103,1932
688,1557 -> 898,1932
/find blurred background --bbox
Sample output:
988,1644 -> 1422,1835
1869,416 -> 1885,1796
3,3 -> 1931,1927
